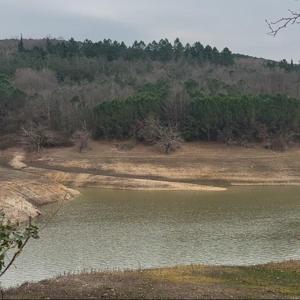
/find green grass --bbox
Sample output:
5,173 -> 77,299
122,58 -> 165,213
219,266 -> 300,296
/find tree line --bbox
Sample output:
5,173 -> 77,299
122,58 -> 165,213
1,73 -> 299,151
17,37 -> 234,66
1,37 -> 234,83
92,81 -> 300,150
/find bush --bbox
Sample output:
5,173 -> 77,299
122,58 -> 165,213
22,126 -> 72,152
139,115 -> 182,154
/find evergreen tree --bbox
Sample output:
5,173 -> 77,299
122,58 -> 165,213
173,38 -> 184,60
18,34 -> 25,52
203,45 -> 213,60
212,47 -> 220,64
220,47 -> 234,65
191,42 -> 204,60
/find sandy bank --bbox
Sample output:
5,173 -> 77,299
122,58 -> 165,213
0,178 -> 79,222
26,166 -> 226,191
0,151 -> 79,222
32,141 -> 300,187
1,141 -> 300,222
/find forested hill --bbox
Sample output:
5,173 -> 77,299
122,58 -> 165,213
0,37 -> 300,151
0,37 -> 298,96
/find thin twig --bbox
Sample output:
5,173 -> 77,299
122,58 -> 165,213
266,9 -> 300,36
39,193 -> 67,231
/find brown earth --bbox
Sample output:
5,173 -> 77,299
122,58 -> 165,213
1,141 -> 300,222
0,149 -> 79,222
28,141 -> 300,187
5,261 -> 300,299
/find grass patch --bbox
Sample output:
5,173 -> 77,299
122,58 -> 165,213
219,265 -> 300,296
146,265 -> 223,285
145,263 -> 300,298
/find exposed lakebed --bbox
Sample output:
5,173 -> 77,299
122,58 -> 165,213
2,186 -> 300,287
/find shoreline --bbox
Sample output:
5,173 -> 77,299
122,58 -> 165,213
1,141 -> 300,222
5,260 -> 300,299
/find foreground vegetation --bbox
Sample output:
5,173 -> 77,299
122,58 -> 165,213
5,261 -> 300,299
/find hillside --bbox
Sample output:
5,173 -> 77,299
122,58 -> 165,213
0,38 -> 298,97
0,37 -> 300,151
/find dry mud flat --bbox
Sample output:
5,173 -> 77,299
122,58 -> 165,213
31,141 -> 300,187
1,142 -> 300,222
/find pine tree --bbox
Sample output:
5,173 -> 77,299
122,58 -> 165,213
18,34 -> 25,52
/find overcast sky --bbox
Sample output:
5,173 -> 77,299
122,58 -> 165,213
1,0 -> 300,61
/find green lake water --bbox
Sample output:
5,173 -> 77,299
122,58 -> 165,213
2,186 -> 300,287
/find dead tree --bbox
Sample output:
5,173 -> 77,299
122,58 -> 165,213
22,125 -> 47,152
140,116 -> 182,154
266,9 -> 300,36
72,122 -> 91,153
157,126 -> 183,154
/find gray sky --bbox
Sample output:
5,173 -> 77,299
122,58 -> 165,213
1,0 -> 300,61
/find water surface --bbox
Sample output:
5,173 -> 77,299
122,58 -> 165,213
2,186 -> 300,287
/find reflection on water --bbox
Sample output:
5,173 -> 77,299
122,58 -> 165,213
2,186 -> 300,287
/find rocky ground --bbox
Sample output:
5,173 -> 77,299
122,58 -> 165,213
0,149 -> 79,222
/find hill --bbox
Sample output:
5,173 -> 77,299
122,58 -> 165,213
0,37 -> 300,150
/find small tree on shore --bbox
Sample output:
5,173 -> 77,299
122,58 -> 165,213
72,121 -> 91,153
0,213 -> 39,279
139,116 -> 182,154
22,125 -> 48,153
157,125 -> 182,154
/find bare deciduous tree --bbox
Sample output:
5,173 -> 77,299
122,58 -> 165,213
72,121 -> 91,153
266,9 -> 300,36
140,116 -> 182,154
15,68 -> 59,128
22,125 -> 47,153
156,125 -> 183,154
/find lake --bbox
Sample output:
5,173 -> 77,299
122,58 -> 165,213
2,186 -> 300,287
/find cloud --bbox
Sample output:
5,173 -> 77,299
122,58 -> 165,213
0,0 -> 143,41
0,0 -> 299,60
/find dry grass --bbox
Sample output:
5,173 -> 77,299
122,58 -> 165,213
31,141 -> 300,187
5,261 -> 300,299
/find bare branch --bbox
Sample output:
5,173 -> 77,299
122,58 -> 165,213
266,9 -> 300,36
